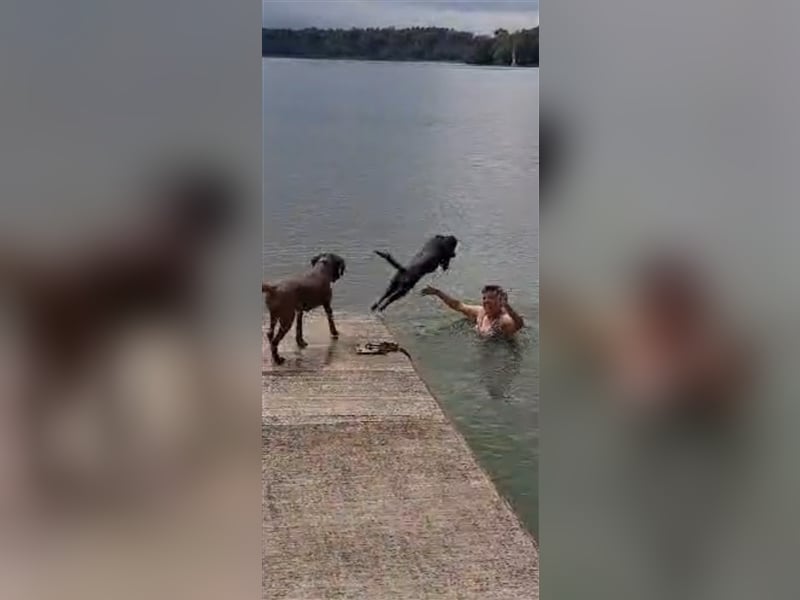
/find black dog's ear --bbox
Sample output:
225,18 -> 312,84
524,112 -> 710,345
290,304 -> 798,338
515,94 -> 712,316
311,253 -> 323,266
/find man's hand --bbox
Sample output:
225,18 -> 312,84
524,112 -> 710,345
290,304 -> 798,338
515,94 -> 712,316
421,286 -> 439,296
497,288 -> 509,310
498,288 -> 525,332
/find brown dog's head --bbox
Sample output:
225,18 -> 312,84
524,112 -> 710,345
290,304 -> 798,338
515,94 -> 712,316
152,161 -> 240,243
311,253 -> 346,282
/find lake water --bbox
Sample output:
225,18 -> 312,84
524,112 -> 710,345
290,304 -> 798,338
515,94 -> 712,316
263,58 -> 539,534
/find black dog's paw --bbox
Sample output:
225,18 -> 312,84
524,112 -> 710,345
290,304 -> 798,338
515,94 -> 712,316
370,303 -> 378,312
330,332 -> 339,340
273,355 -> 286,365
296,338 -> 308,349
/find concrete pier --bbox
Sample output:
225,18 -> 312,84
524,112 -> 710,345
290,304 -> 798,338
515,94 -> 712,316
263,312 -> 538,599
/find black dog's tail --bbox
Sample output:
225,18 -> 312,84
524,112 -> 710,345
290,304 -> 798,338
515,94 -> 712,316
374,250 -> 405,272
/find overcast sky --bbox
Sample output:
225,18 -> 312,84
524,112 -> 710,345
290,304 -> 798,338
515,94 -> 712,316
263,1 -> 538,35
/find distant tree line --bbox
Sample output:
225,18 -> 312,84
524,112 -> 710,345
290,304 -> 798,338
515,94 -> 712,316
262,27 -> 538,67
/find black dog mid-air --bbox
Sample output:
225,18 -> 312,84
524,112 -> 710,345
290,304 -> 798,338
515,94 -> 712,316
371,234 -> 458,312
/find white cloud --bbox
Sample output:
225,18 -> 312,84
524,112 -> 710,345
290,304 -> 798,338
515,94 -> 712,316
262,0 -> 538,34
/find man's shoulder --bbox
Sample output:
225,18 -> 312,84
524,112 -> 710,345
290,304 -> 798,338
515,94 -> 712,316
500,313 -> 520,331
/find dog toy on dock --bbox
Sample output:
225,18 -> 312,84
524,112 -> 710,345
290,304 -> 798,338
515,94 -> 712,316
355,341 -> 411,359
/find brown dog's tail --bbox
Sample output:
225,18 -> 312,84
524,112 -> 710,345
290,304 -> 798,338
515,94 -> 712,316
262,282 -> 277,296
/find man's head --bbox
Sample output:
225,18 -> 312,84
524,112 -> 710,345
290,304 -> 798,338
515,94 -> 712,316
481,284 -> 506,317
634,252 -> 708,332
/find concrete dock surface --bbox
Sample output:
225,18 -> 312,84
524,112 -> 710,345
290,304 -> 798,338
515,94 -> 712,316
263,312 -> 539,599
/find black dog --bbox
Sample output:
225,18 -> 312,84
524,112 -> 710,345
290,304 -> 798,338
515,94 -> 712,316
371,235 -> 458,312
262,252 -> 346,365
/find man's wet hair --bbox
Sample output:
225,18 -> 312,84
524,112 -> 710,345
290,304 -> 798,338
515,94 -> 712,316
482,285 -> 504,295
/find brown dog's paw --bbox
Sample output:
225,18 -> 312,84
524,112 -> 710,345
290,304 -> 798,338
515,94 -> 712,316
330,332 -> 339,340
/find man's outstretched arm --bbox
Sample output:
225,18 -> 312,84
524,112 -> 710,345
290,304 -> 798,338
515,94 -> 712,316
421,286 -> 481,320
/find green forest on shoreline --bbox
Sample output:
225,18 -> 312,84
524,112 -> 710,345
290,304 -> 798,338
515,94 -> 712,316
262,27 -> 538,67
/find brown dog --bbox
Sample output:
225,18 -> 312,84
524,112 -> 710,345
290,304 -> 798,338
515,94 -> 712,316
0,164 -> 239,499
263,253 -> 346,365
